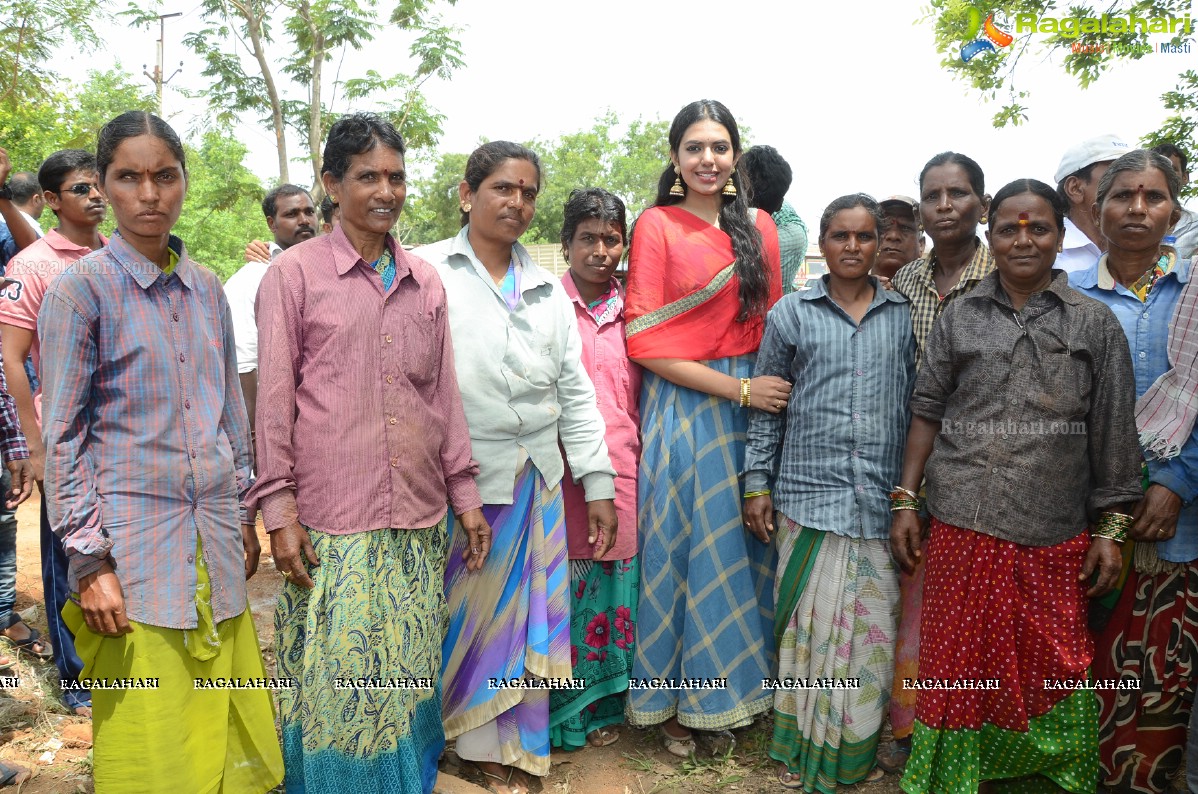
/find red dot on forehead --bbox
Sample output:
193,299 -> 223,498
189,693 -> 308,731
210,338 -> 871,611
1017,212 -> 1030,225
518,178 -> 525,186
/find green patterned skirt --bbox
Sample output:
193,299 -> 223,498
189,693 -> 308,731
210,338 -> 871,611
276,523 -> 448,794
548,556 -> 640,749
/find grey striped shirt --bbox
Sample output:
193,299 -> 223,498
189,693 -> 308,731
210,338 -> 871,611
744,276 -> 916,539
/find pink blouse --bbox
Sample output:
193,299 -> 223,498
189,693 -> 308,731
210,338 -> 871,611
560,273 -> 641,561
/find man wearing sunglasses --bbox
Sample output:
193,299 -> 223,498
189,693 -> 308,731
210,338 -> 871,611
0,149 -> 107,719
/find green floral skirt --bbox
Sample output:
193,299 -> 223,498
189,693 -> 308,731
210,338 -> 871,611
548,556 -> 640,749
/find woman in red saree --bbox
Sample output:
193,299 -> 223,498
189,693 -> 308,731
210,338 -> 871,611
624,99 -> 785,756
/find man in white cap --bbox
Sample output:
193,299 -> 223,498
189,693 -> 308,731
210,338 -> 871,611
1053,134 -> 1131,273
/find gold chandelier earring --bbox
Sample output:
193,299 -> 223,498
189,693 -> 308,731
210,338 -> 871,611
722,168 -> 738,197
669,167 -> 684,198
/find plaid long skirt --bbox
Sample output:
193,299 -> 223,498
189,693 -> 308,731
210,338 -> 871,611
627,357 -> 776,731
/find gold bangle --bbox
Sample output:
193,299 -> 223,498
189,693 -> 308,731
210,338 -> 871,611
740,378 -> 751,408
890,485 -> 919,501
743,490 -> 770,499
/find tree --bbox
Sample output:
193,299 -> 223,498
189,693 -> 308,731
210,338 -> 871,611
0,66 -> 264,275
927,0 -> 1196,182
402,113 -> 669,247
399,151 -> 467,245
524,112 -> 669,244
174,129 -> 270,281
0,0 -> 107,106
126,0 -> 464,189
0,68 -> 157,231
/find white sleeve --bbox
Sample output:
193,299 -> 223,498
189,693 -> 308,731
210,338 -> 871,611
223,264 -> 266,374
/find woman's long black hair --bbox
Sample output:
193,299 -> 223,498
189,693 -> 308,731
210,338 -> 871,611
655,100 -> 770,321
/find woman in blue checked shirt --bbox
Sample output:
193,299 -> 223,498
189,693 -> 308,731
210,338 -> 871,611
744,193 -> 915,790
40,111 -> 283,792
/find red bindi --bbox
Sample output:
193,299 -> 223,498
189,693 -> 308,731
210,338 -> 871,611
1017,212 -> 1030,226
518,178 -> 525,186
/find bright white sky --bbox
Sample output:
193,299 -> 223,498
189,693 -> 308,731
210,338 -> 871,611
57,0 -> 1197,229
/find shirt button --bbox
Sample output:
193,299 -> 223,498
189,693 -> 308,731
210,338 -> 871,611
1010,398 -> 1018,405
851,449 -> 860,457
388,417 -> 397,425
1142,312 -> 1149,319
992,467 -> 999,474
187,554 -> 194,563
184,400 -> 191,409
852,412 -> 860,420
179,353 -> 186,363
855,485 -> 865,493
190,450 -> 196,458
385,375 -> 394,384
385,335 -> 393,343
855,369 -> 863,376
1139,351 -> 1147,359
172,312 -> 180,322
1001,433 -> 1008,440
390,457 -> 399,467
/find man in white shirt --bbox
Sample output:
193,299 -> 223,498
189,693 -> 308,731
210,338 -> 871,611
1153,142 -> 1198,259
0,170 -> 45,272
222,184 -> 317,460
1053,134 -> 1131,273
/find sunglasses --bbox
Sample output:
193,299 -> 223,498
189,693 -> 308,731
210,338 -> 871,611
57,183 -> 100,197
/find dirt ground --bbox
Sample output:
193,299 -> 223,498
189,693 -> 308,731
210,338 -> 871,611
0,497 -> 905,794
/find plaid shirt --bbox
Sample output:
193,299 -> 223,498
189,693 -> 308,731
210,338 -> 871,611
891,239 -> 995,370
0,348 -> 27,464
40,233 -> 253,629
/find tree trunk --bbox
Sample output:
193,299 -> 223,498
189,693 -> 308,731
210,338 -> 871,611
244,11 -> 289,183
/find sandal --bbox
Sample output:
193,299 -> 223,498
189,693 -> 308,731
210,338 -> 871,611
474,763 -> 528,794
0,760 -> 31,787
862,766 -> 885,784
777,765 -> 803,789
875,738 -> 911,774
3,622 -> 51,662
586,727 -> 620,747
659,725 -> 696,758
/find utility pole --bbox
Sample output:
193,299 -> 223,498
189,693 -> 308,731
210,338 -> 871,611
143,12 -> 183,116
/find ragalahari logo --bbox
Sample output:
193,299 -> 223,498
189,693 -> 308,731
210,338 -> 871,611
961,7 -> 1014,61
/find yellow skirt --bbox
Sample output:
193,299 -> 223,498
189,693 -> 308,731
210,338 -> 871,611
63,538 -> 284,793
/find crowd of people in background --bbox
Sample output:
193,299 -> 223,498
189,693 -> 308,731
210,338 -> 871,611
0,102 -> 1193,794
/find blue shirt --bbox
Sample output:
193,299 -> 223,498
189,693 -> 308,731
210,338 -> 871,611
743,275 -> 916,539
1070,256 -> 1198,563
41,232 -> 254,628
0,220 -> 16,275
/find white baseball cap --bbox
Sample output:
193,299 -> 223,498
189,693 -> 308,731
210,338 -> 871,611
1054,134 -> 1132,183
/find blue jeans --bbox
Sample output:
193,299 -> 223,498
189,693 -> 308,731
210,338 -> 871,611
0,469 -> 16,629
40,490 -> 87,706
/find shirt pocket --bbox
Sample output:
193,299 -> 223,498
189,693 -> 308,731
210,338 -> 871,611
1037,351 -> 1091,419
525,322 -> 559,387
401,312 -> 438,385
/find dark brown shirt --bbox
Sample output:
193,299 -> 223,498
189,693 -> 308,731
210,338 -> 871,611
911,270 -> 1142,545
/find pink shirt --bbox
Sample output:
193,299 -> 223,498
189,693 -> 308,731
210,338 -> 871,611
0,229 -> 106,425
247,226 -> 482,534
560,274 -> 641,561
